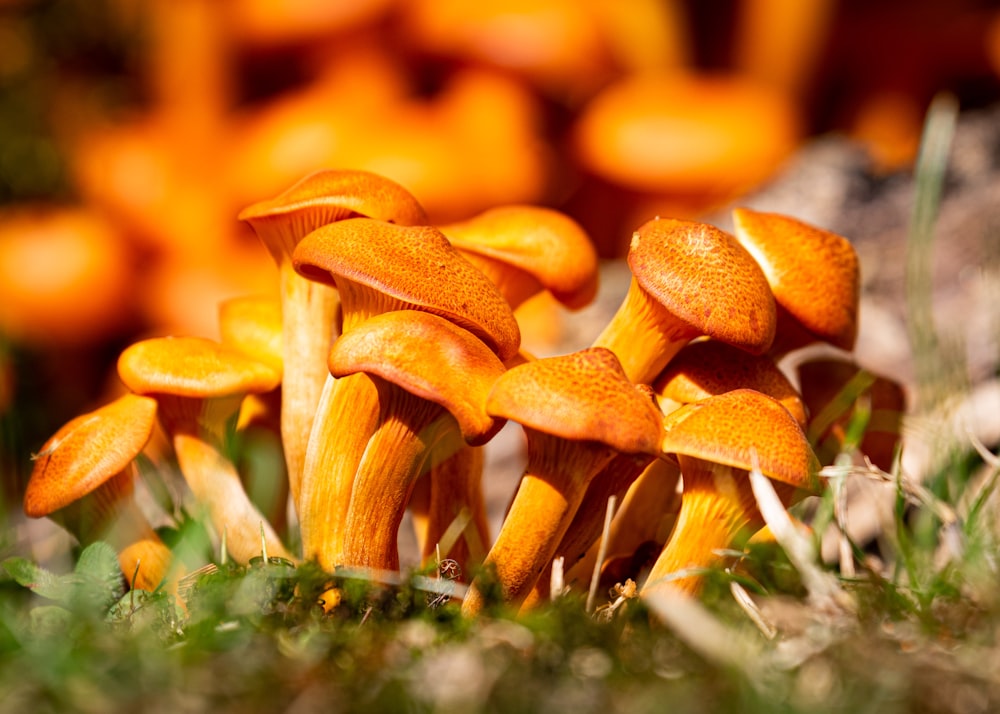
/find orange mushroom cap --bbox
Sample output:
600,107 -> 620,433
118,336 -> 281,400
660,388 -> 820,493
438,204 -> 600,311
653,339 -> 806,425
731,207 -> 860,354
293,217 -> 521,361
327,310 -> 507,446
487,347 -> 663,455
25,394 -> 158,518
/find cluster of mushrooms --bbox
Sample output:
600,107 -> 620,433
23,168 -> 902,617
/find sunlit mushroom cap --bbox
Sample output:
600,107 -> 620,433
439,205 -> 599,310
660,388 -> 820,492
24,394 -> 158,517
731,207 -> 859,352
292,217 -> 521,361
629,217 -> 776,355
118,336 -> 282,398
328,310 -> 507,445
486,346 -> 663,454
653,340 -> 806,425
238,169 -> 428,260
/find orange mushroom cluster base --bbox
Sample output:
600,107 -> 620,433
23,168 -> 904,616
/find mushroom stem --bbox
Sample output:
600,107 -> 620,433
298,372 -> 379,571
173,429 -> 292,564
592,276 -> 694,384
341,384 -> 455,571
642,458 -> 794,596
462,433 -> 615,615
279,260 -> 338,510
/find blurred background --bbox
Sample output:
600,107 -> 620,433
1,0 -> 1000,516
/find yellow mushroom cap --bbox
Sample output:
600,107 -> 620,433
25,394 -> 158,517
117,336 -> 282,398
487,346 -> 663,455
653,339 -> 806,425
629,217 -> 776,355
328,310 -> 506,445
439,204 -> 599,310
293,217 -> 521,361
660,388 -> 820,493
731,207 -> 859,352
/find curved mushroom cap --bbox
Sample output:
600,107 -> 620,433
629,217 -> 776,355
292,217 -> 521,361
438,205 -> 599,310
328,310 -> 506,445
118,336 -> 282,398
653,340 -> 806,425
25,394 -> 158,517
487,347 -> 663,455
238,169 -> 428,260
660,388 -> 820,493
218,295 -> 283,373
731,207 -> 859,352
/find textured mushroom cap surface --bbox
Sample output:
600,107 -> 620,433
629,217 -> 776,354
660,388 -> 819,492
118,336 -> 282,398
486,347 -> 663,454
237,168 -> 427,228
218,295 -> 283,373
732,207 -> 859,351
293,217 -> 521,361
328,310 -> 506,444
439,205 -> 599,309
24,394 -> 158,517
653,339 -> 806,424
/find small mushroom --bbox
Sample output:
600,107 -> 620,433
238,169 -> 427,508
24,394 -> 177,592
117,336 -> 291,564
592,217 -> 776,385
329,310 -> 506,571
461,347 -> 663,615
731,207 -> 860,357
641,389 -> 820,596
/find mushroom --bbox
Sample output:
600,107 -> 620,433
412,204 -> 599,571
117,336 -> 291,564
641,389 -> 820,597
461,347 -> 663,615
592,217 -> 776,385
291,217 -> 519,571
238,169 -> 427,509
328,310 -> 506,571
796,356 -> 906,471
24,394 -> 177,592
731,207 -> 860,357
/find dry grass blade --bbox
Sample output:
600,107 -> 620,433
586,495 -> 617,613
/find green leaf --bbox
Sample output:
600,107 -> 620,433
71,541 -> 125,611
1,556 -> 70,602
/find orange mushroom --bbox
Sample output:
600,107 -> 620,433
642,389 -> 820,597
238,169 -> 427,509
461,347 -> 663,615
24,394 -> 177,593
291,218 -> 520,571
117,336 -> 290,564
731,207 -> 860,357
592,216 -> 776,385
328,310 -> 506,571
